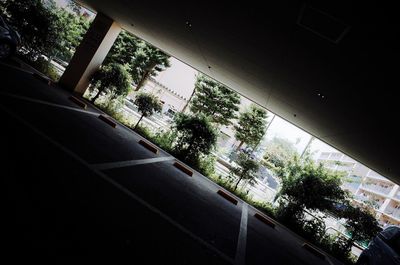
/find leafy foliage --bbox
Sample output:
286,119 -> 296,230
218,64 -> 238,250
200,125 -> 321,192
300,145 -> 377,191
90,63 -> 132,103
2,0 -> 57,59
51,8 -> 90,62
234,104 -> 268,150
1,0 -> 89,62
131,41 -> 171,90
276,156 -> 348,212
190,74 -> 240,126
231,152 -> 259,190
105,32 -> 171,91
104,31 -> 139,66
133,93 -> 162,129
172,113 -> 217,164
152,130 -> 177,153
337,204 -> 382,244
263,137 -> 297,172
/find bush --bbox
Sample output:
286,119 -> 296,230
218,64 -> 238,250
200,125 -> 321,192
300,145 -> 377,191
320,234 -> 353,264
251,201 -> 275,218
275,201 -> 304,228
152,130 -> 176,153
90,63 -> 132,103
301,218 -> 326,243
135,125 -> 154,139
172,113 -> 217,165
29,57 -> 60,81
196,154 -> 217,177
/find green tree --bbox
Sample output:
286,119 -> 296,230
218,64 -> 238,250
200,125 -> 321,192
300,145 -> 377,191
276,156 -> 348,213
132,41 -> 171,91
89,63 -> 132,103
189,74 -> 240,126
104,30 -> 139,66
104,31 -> 170,91
2,0 -> 57,59
133,93 -> 162,130
51,8 -> 90,62
172,114 -> 217,164
336,204 -> 381,248
263,137 -> 297,172
234,104 -> 268,150
231,152 -> 259,191
1,0 -> 89,63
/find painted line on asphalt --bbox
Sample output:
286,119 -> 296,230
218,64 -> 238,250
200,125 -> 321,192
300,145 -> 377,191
235,203 -> 248,265
92,156 -> 175,171
0,103 -> 234,265
0,92 -> 99,116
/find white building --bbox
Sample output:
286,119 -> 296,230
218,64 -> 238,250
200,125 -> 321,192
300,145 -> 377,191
317,151 -> 400,227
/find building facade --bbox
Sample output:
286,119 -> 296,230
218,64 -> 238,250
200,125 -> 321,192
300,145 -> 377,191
317,151 -> 400,228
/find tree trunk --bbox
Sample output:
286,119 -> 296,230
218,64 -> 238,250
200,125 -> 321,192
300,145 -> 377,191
134,114 -> 144,130
181,88 -> 196,113
236,141 -> 244,151
233,176 -> 243,191
91,89 -> 102,103
135,63 -> 157,91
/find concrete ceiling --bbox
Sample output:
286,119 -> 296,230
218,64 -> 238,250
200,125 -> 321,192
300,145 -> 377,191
79,0 -> 400,183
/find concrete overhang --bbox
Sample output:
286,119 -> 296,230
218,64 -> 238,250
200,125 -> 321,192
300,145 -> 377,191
79,0 -> 400,183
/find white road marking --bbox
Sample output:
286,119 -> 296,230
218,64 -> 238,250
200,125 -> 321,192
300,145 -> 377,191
0,103 -> 234,265
0,92 -> 98,116
235,203 -> 248,265
92,156 -> 175,170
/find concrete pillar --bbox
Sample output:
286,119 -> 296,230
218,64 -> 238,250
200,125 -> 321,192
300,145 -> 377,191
59,13 -> 121,95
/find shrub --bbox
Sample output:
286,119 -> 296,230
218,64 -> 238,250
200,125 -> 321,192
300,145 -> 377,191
152,130 -> 176,153
172,113 -> 217,165
30,57 -> 60,81
135,125 -> 154,139
251,201 -> 275,218
90,63 -> 132,103
196,154 -> 217,177
320,234 -> 352,263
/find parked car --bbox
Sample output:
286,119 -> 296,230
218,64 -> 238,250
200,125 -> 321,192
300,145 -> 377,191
356,225 -> 400,265
0,15 -> 21,59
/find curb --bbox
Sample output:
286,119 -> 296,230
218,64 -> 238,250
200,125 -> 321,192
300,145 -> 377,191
254,212 -> 276,228
302,243 -> 326,259
32,73 -> 52,85
98,114 -> 117,128
173,162 -> 193,176
138,139 -> 159,154
217,190 -> 238,205
68,96 -> 87,109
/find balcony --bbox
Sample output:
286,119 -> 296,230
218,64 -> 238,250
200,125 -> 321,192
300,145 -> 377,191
360,183 -> 393,196
354,191 -> 385,210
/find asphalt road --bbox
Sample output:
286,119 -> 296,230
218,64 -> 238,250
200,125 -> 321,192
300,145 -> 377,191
0,61 -> 344,265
